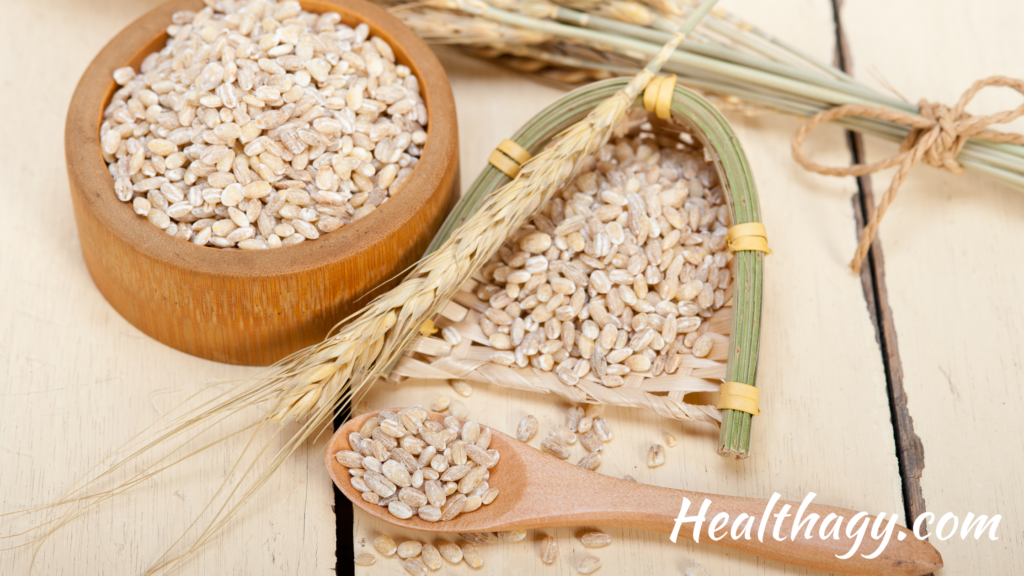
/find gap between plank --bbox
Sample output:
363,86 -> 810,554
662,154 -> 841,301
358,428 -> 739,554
830,0 -> 930,530
335,407 -> 355,574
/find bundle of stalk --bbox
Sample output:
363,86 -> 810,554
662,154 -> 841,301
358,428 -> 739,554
380,0 -> 1024,271
0,2 -> 718,573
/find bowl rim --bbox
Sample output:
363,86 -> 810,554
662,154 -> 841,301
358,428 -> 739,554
65,0 -> 457,278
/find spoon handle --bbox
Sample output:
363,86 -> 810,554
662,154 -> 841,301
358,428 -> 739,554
525,472 -> 941,576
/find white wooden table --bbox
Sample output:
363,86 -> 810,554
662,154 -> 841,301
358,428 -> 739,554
0,0 -> 1018,574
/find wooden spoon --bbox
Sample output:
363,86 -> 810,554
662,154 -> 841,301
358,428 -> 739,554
327,409 -> 942,576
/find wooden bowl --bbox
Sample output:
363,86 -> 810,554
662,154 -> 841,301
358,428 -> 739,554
65,0 -> 459,366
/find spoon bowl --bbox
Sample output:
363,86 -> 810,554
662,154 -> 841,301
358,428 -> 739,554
327,408 -> 532,533
327,409 -> 942,576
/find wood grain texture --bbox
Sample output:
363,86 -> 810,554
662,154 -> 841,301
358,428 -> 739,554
67,0 -> 459,366
840,1 -> 1024,572
349,1 -> 906,571
331,411 -> 941,576
0,1 -> 334,574
832,0 -> 929,526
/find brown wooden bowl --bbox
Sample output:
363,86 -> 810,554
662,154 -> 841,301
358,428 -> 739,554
65,0 -> 459,366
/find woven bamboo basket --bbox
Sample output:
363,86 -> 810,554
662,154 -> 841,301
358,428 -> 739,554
393,78 -> 766,457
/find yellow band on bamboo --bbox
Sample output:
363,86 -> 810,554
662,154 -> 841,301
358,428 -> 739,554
727,222 -> 772,254
488,139 -> 532,178
643,77 -> 659,114
717,381 -> 761,415
488,149 -> 521,178
497,138 -> 532,164
643,75 -> 677,120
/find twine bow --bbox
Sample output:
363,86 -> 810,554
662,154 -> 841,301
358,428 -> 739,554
791,76 -> 1024,273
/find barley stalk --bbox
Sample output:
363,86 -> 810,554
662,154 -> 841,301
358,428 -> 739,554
1,3 -> 718,572
385,0 -> 1024,190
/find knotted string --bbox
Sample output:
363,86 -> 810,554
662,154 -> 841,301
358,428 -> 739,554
791,76 -> 1024,273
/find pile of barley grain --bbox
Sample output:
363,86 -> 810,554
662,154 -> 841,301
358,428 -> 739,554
476,128 -> 731,385
362,530 -> 528,573
362,534 -> 484,572
101,0 -> 426,249
335,406 -> 499,523
540,529 -> 610,572
519,404 -> 612,468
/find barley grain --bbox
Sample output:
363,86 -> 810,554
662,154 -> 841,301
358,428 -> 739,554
421,543 -> 442,570
105,1 -> 425,247
476,427 -> 492,449
352,550 -> 377,567
461,420 -> 480,443
463,496 -> 483,513
335,450 -> 363,468
461,542 -> 484,568
581,531 -> 612,547
350,476 -> 369,492
375,535 -> 397,557
474,127 -> 732,393
441,326 -> 463,345
578,556 -> 602,574
440,465 -> 469,481
577,452 -> 602,470
440,493 -> 467,520
438,541 -> 463,564
548,424 -> 577,445
577,416 -> 594,434
540,535 -> 559,564
692,334 -> 713,358
647,444 -> 665,467
335,408 -> 499,521
430,395 -> 450,412
424,480 -> 446,507
580,430 -> 603,452
457,466 -> 486,494
449,400 -> 468,418
398,540 -> 423,559
460,532 -> 495,544
400,557 -> 428,576
566,406 -> 584,432
517,415 -> 539,441
482,487 -> 499,504
497,529 -> 527,542
399,487 -> 428,508
388,501 -> 414,519
541,437 -> 571,459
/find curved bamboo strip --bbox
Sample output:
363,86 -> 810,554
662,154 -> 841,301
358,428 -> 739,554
411,78 -> 765,457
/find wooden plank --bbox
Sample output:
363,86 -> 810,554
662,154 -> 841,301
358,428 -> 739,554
0,1 -> 335,574
832,2 -> 929,525
837,1 -> 1024,571
350,0 -> 906,571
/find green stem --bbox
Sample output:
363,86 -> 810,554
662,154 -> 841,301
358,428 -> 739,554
555,6 -> 875,105
454,2 -> 911,112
